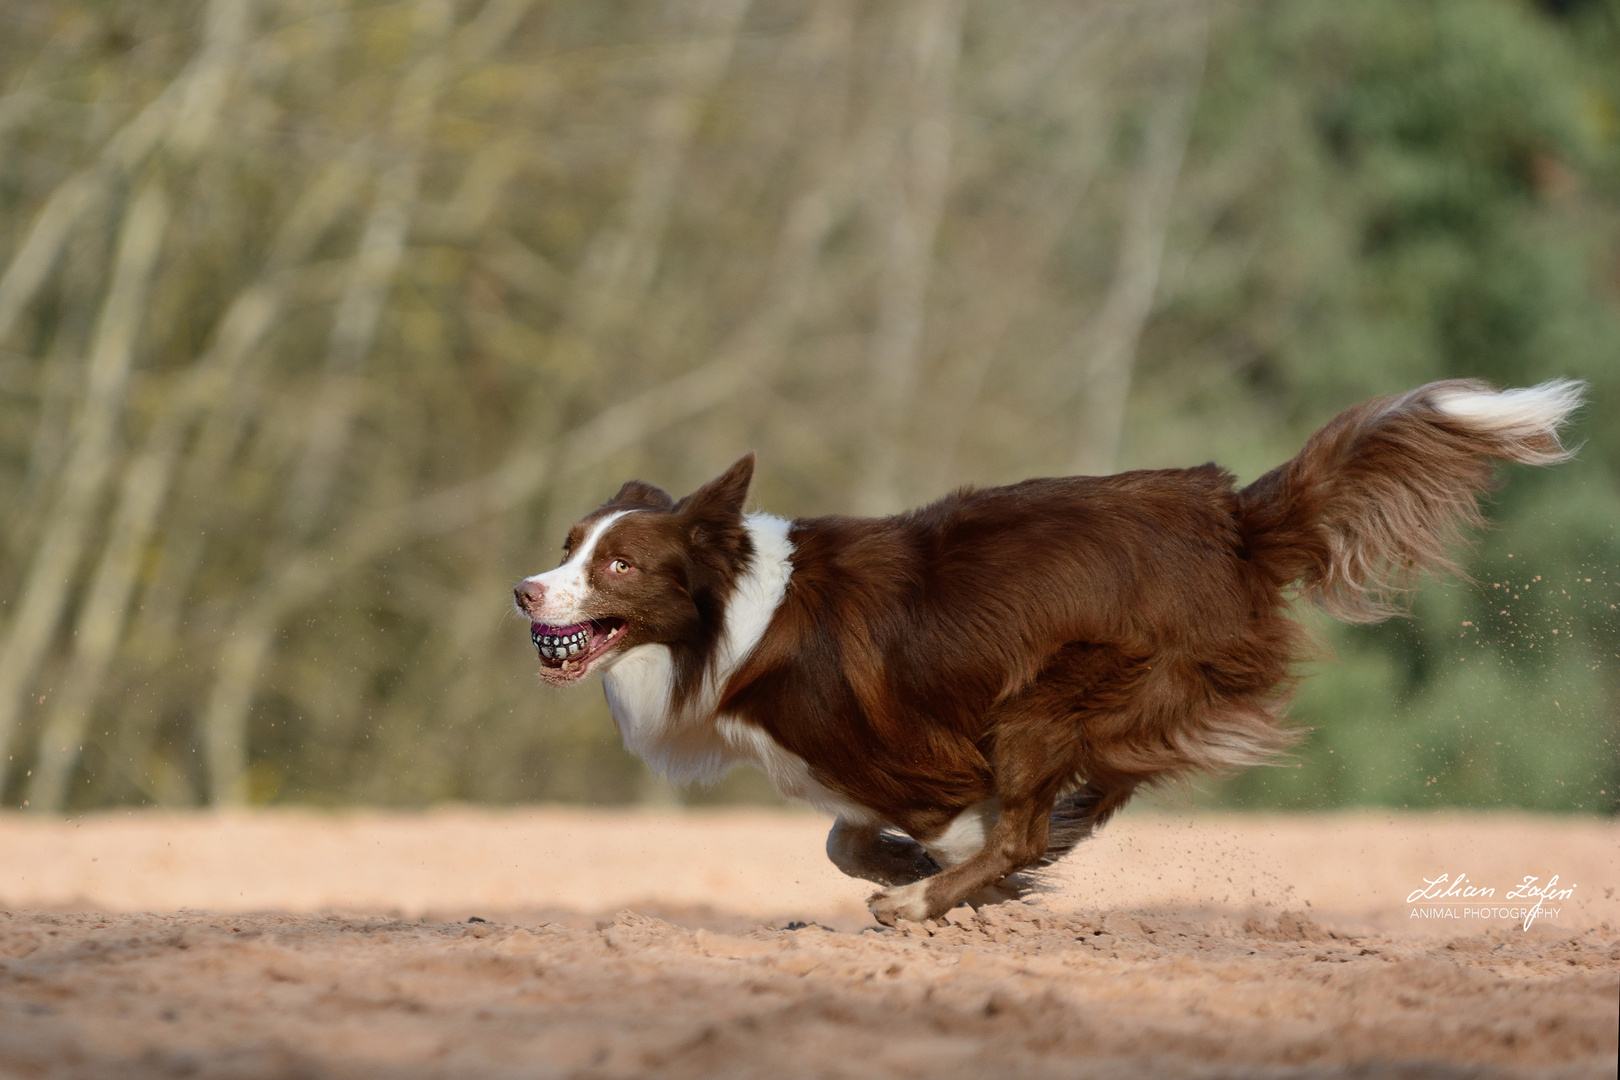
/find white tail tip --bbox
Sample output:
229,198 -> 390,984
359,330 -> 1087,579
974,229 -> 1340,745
1429,378 -> 1585,463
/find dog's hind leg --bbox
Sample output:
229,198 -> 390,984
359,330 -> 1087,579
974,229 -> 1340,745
867,725 -> 1068,923
867,791 -> 1054,925
867,644 -> 1149,925
826,818 -> 942,887
867,776 -> 1139,923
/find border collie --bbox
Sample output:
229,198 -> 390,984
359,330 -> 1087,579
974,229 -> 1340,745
514,379 -> 1582,925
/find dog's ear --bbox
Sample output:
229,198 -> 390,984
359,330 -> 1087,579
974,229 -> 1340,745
679,453 -> 755,539
611,479 -> 675,509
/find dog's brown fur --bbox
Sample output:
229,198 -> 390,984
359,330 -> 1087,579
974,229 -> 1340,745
518,379 -> 1581,923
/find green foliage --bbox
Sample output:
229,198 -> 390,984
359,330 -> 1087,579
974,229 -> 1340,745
1158,0 -> 1620,812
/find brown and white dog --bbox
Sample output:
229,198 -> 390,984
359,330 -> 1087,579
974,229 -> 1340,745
513,379 -> 1582,925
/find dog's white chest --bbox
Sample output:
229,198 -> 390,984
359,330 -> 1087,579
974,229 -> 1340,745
600,644 -> 728,783
596,512 -> 881,825
599,644 -> 877,824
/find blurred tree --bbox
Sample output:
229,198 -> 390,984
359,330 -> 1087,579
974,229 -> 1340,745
0,0 -> 1613,814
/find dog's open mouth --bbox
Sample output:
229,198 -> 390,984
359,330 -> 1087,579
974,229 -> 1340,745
530,618 -> 627,682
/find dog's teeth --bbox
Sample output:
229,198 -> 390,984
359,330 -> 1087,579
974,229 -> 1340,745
534,626 -> 602,660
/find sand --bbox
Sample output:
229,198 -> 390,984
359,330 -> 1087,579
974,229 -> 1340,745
1,806 -> 1616,1078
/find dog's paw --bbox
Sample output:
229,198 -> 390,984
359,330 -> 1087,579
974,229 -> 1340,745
867,881 -> 932,926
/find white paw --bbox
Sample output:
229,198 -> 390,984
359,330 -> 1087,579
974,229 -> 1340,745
868,880 -> 932,926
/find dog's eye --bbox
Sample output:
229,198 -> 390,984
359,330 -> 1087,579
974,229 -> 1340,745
610,559 -> 632,574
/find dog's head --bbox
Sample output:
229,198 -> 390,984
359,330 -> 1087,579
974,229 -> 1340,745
514,454 -> 757,685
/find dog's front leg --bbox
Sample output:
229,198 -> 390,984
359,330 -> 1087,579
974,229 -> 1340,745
825,818 -> 942,887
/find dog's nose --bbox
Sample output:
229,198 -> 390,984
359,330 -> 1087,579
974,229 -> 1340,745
514,580 -> 545,614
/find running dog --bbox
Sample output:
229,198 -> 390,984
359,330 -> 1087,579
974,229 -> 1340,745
513,379 -> 1582,924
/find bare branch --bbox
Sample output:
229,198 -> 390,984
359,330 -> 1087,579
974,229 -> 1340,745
0,0 -> 254,345
276,0 -> 456,538
1067,11 -> 1208,476
0,181 -> 169,785
853,0 -> 964,514
562,0 -> 753,352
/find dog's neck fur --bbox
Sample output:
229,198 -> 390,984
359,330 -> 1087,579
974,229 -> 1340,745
599,512 -> 795,785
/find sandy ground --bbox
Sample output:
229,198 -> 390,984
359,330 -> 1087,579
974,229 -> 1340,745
1,806 -> 1616,1079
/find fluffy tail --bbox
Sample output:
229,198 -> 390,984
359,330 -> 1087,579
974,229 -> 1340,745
1238,379 -> 1584,622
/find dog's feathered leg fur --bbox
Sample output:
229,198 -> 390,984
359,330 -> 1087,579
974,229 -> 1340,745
1038,780 -> 1139,867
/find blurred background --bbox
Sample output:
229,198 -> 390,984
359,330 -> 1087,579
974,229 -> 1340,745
0,0 -> 1615,817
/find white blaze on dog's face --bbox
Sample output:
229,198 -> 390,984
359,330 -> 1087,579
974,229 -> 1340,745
512,456 -> 758,686
523,510 -> 633,625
